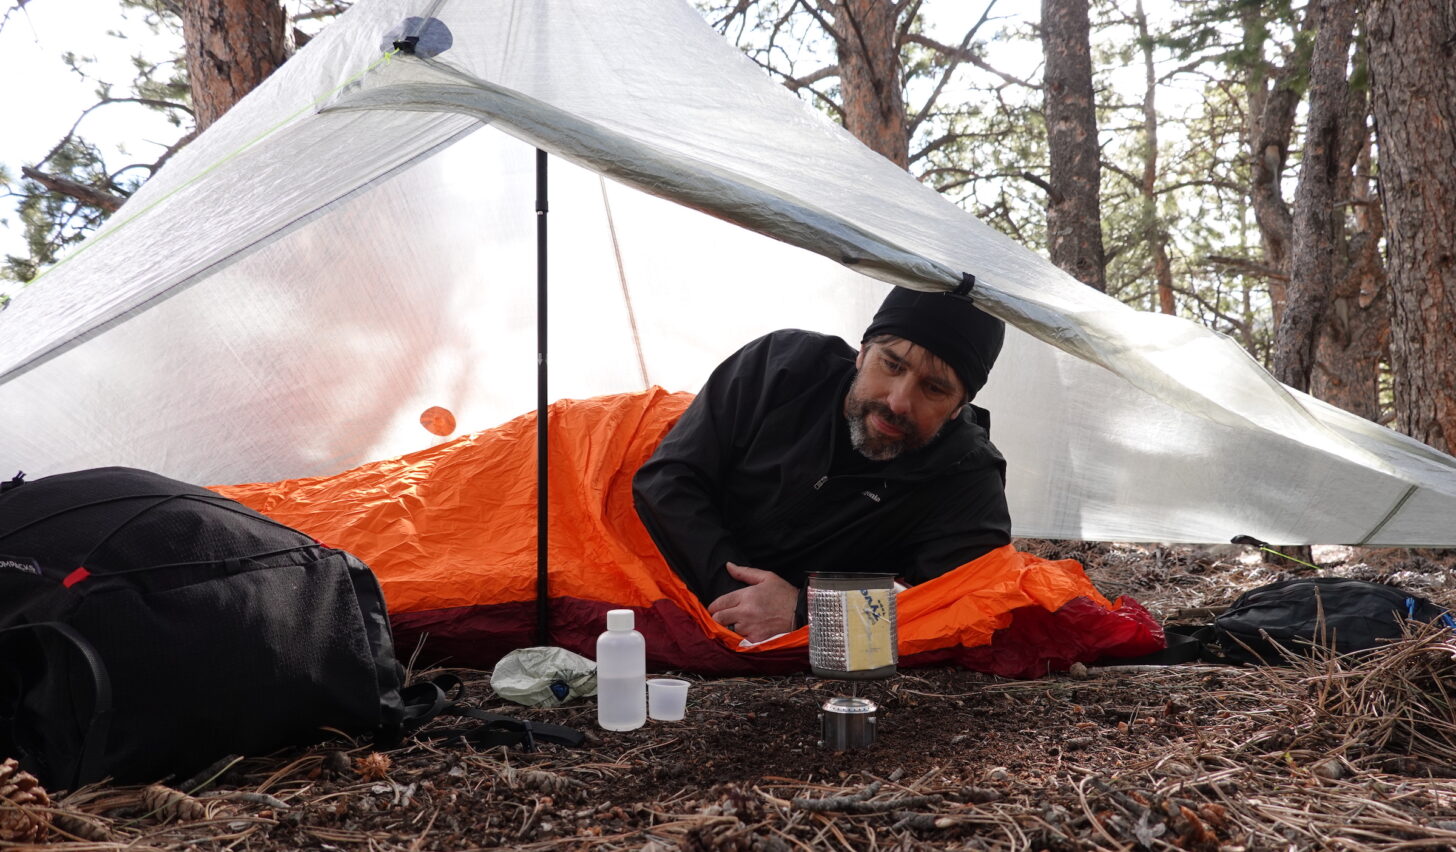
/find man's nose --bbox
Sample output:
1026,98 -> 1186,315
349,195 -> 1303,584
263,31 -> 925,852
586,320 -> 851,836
885,377 -> 914,414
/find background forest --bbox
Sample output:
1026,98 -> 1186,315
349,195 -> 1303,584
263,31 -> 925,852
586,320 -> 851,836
3,0 -> 1454,460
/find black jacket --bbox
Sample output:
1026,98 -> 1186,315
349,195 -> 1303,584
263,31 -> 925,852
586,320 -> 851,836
632,329 -> 1011,608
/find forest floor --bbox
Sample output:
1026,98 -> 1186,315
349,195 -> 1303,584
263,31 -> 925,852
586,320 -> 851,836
8,542 -> 1456,851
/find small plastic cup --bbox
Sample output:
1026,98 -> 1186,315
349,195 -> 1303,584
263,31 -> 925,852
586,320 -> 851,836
647,678 -> 690,721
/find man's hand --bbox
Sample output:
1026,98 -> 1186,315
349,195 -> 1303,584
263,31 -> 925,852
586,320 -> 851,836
707,562 -> 798,642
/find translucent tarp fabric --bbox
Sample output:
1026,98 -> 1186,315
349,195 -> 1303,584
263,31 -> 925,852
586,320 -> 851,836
214,389 -> 1164,677
1,0 -> 1454,545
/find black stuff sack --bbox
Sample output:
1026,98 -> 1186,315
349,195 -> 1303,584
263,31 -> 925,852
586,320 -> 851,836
1210,576 -> 1453,665
0,467 -> 407,789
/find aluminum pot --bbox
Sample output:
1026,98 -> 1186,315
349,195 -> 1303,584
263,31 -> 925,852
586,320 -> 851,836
807,572 -> 898,679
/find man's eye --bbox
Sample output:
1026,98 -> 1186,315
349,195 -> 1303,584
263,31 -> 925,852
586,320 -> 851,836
881,356 -> 905,374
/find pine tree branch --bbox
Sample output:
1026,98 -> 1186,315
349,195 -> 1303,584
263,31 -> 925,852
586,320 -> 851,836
782,64 -> 840,92
739,52 -> 844,119
40,97 -> 193,170
20,166 -> 125,213
0,0 -> 31,35
148,127 -> 199,174
800,0 -> 846,50
909,130 -> 960,164
1170,283 -> 1259,339
1203,254 -> 1288,283
711,0 -> 755,30
908,2 -> 999,138
902,31 -> 1038,90
1019,170 -> 1060,203
292,2 -> 348,22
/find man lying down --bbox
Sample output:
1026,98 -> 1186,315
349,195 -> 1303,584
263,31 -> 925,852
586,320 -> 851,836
632,286 -> 1012,643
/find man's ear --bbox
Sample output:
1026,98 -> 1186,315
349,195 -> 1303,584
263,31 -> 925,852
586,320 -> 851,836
950,402 -> 966,422
855,344 -> 868,371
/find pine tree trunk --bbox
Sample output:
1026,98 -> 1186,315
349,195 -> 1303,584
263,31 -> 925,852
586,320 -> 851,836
828,0 -> 909,168
1274,0 -> 1357,393
182,0 -> 291,132
1368,0 -> 1456,453
1312,70 -> 1387,421
1242,5 -> 1306,325
1041,0 -> 1106,291
1134,0 -> 1174,314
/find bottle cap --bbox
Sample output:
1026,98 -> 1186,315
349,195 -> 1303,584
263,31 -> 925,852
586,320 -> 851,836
606,609 -> 634,631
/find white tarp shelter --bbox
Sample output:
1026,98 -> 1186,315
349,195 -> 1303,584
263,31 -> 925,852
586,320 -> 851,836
2,0 -> 1453,546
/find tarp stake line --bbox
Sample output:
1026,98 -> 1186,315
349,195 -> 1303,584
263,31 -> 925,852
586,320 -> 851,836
1356,483 -> 1418,546
599,177 -> 651,390
536,147 -> 551,647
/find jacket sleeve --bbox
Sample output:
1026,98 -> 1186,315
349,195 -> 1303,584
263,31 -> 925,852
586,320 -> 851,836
632,333 -> 785,605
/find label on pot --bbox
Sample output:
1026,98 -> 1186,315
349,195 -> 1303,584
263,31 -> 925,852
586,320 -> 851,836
809,586 -> 897,672
845,588 -> 894,670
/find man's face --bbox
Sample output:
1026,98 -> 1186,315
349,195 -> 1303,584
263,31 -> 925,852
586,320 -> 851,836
843,337 -> 966,461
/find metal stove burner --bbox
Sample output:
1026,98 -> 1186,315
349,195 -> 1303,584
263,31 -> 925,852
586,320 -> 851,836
818,696 -> 878,750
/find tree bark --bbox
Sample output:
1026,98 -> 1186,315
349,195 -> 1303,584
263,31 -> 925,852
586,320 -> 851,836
1134,0 -> 1173,314
1367,0 -> 1456,453
1041,0 -> 1106,290
1273,0 -> 1357,393
824,0 -> 909,167
181,0 -> 290,132
20,166 -> 123,213
1242,6 -> 1311,324
1312,58 -> 1387,421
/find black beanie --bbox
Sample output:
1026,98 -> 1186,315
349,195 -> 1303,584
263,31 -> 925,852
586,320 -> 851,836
861,287 -> 1005,399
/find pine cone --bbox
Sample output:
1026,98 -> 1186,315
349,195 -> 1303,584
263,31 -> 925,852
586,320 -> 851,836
140,784 -> 207,822
0,757 -> 52,843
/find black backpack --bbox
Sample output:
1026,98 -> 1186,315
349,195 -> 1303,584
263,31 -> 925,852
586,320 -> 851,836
1102,576 -> 1454,668
0,467 -> 409,789
0,467 -> 585,790
1208,576 -> 1453,664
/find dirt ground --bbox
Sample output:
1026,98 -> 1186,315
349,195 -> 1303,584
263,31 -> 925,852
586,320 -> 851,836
8,541 -> 1456,851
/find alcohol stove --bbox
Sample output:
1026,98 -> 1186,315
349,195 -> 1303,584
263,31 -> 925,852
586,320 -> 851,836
807,573 -> 897,751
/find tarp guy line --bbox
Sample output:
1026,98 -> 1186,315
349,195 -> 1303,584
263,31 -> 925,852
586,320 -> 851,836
600,176 -> 652,390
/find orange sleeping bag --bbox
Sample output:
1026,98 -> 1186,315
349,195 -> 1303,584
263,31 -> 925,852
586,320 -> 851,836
216,388 -> 1162,677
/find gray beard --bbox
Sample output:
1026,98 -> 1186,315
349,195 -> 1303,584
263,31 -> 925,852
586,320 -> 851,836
846,413 -> 905,461
845,404 -> 949,461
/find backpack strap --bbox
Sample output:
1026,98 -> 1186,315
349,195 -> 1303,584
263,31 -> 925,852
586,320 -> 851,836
1091,624 -> 1218,667
0,621 -> 114,788
426,706 -> 586,750
393,674 -> 584,751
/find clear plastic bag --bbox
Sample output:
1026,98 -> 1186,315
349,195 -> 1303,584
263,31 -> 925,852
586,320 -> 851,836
489,646 -> 598,707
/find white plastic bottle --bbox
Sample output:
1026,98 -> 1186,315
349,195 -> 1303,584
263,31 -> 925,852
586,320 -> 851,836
596,609 -> 646,731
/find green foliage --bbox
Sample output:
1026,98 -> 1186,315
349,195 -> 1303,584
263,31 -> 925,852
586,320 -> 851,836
4,138 -> 126,284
